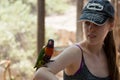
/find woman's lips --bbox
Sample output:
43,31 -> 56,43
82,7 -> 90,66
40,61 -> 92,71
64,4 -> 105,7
88,34 -> 96,38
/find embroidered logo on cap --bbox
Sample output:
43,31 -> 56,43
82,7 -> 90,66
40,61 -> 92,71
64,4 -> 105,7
87,3 -> 103,11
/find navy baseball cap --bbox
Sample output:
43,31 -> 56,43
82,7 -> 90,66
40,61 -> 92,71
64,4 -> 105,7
79,0 -> 115,26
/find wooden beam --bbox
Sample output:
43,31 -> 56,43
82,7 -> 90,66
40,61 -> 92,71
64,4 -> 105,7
76,0 -> 84,42
37,0 -> 45,54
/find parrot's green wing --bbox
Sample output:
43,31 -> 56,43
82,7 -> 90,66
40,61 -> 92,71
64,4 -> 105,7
34,47 -> 45,70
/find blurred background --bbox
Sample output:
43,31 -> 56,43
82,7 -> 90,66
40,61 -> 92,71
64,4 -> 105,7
0,0 -> 119,80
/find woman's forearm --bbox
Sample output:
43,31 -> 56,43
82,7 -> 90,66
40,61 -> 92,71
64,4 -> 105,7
33,67 -> 58,80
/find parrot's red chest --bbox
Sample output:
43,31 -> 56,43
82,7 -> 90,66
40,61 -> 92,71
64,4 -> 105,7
45,48 -> 54,56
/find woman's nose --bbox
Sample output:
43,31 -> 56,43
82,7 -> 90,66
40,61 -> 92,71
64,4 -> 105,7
88,24 -> 93,30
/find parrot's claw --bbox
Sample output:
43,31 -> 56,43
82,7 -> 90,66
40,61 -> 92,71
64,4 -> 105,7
49,60 -> 54,62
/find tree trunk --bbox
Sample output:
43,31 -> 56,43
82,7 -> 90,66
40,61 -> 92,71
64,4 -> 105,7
76,0 -> 84,42
37,0 -> 45,54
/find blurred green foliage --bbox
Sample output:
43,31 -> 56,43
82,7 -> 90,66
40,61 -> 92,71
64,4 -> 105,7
0,0 -> 72,80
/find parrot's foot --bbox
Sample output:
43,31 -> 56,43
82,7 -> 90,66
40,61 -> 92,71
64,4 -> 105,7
42,60 -> 54,67
49,60 -> 54,62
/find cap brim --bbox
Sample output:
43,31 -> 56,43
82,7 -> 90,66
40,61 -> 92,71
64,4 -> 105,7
79,12 -> 108,26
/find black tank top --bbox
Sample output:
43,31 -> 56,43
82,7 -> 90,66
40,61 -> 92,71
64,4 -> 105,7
63,45 -> 111,80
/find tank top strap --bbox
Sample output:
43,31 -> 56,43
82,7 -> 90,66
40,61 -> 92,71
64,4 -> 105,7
74,44 -> 84,75
75,44 -> 83,55
75,44 -> 84,60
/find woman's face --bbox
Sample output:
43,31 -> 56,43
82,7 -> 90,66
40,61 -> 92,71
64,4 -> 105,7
83,21 -> 112,45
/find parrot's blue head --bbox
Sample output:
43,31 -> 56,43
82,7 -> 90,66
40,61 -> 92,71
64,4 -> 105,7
47,39 -> 54,48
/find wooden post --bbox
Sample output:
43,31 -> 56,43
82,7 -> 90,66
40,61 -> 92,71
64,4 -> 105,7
37,0 -> 45,54
76,0 -> 84,42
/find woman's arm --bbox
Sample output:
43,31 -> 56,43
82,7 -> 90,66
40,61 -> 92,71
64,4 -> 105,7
33,45 -> 82,80
33,67 -> 58,80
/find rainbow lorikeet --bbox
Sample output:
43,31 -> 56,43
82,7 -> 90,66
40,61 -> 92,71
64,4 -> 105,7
34,39 -> 54,71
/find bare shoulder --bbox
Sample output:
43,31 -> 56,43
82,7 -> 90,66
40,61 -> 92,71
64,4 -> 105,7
46,44 -> 83,74
56,44 -> 83,62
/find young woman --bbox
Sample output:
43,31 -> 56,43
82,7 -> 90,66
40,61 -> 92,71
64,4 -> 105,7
33,0 -> 119,80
